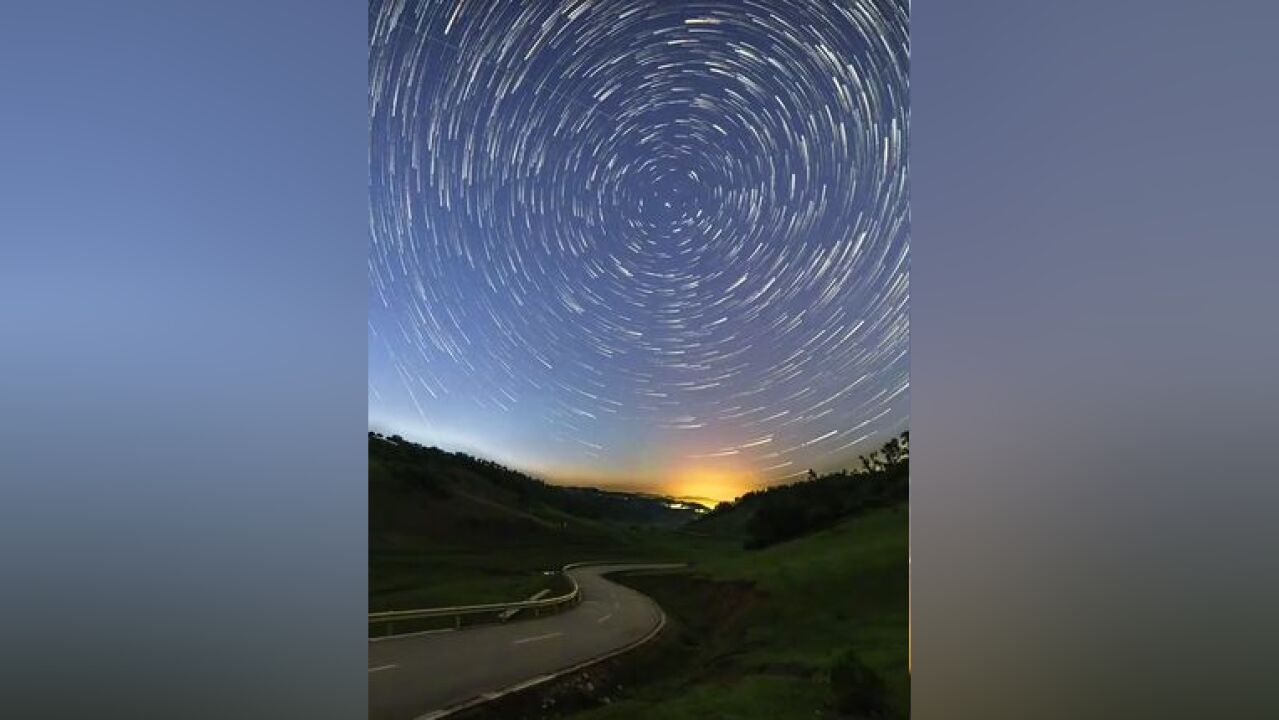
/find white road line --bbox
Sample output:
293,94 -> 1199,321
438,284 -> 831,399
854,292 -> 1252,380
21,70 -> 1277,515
512,631 -> 563,645
597,613 -> 613,624
368,664 -> 398,673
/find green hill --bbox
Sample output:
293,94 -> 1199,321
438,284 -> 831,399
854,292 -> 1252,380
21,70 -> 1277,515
369,433 -> 709,609
695,431 -> 909,549
572,505 -> 909,720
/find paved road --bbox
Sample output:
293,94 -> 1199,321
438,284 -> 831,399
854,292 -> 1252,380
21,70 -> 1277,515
369,563 -> 680,720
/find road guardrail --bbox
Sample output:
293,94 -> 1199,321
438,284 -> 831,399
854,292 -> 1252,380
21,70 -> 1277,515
368,562 -> 588,639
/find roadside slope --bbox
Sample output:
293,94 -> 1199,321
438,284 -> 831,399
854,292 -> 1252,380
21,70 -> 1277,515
567,504 -> 909,720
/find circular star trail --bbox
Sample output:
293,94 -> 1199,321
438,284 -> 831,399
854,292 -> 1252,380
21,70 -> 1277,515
369,0 -> 908,491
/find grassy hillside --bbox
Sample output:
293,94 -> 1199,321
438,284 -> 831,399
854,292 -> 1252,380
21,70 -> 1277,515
675,505 -> 909,718
369,433 -> 712,609
695,431 -> 909,550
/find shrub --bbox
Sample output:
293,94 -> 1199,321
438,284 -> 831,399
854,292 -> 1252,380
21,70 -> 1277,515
744,498 -> 810,548
830,647 -> 888,717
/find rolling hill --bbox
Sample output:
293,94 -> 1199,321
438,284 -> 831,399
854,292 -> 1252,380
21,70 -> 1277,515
693,431 -> 909,549
368,432 -> 709,609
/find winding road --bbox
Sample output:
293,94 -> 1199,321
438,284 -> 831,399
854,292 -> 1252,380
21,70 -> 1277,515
369,563 -> 680,720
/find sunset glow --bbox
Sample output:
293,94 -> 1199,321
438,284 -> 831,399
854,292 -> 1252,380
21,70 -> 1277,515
665,466 -> 754,507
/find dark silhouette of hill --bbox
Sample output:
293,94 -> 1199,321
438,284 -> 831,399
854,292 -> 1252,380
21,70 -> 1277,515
694,431 -> 909,549
369,432 -> 706,552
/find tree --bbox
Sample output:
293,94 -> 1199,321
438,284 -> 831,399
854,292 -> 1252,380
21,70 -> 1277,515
882,437 -> 903,466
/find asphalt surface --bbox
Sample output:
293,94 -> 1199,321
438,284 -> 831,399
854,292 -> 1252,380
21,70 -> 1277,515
369,563 -> 680,720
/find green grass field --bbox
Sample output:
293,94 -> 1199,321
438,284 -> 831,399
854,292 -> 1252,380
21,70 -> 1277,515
567,504 -> 909,719
370,522 -> 730,610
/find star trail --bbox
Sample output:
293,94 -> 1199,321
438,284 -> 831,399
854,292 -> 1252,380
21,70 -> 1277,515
369,0 -> 908,502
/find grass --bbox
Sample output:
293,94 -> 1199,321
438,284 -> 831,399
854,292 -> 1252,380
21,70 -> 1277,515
567,504 -> 909,719
371,552 -> 558,609
370,523 -> 732,611
586,675 -> 827,720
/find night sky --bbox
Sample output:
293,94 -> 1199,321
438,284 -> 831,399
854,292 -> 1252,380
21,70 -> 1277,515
368,0 -> 908,504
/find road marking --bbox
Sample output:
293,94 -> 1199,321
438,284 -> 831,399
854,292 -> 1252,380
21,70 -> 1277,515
512,631 -> 563,645
368,664 -> 398,673
597,613 -> 613,624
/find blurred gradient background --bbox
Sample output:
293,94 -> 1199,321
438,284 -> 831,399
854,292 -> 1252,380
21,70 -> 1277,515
913,2 -> 1279,718
1,1 -> 1277,718
0,3 -> 368,719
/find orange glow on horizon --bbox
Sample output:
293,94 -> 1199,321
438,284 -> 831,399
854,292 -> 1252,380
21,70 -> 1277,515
519,457 -> 763,508
665,466 -> 753,506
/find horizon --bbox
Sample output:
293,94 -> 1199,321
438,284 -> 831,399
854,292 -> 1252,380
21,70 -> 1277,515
368,425 -> 905,506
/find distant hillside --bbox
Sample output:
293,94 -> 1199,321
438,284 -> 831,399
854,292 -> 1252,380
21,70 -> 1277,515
369,432 -> 705,551
694,431 -> 909,549
369,432 -> 712,609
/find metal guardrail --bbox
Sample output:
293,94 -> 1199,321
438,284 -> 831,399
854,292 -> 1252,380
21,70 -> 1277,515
368,562 -> 587,639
